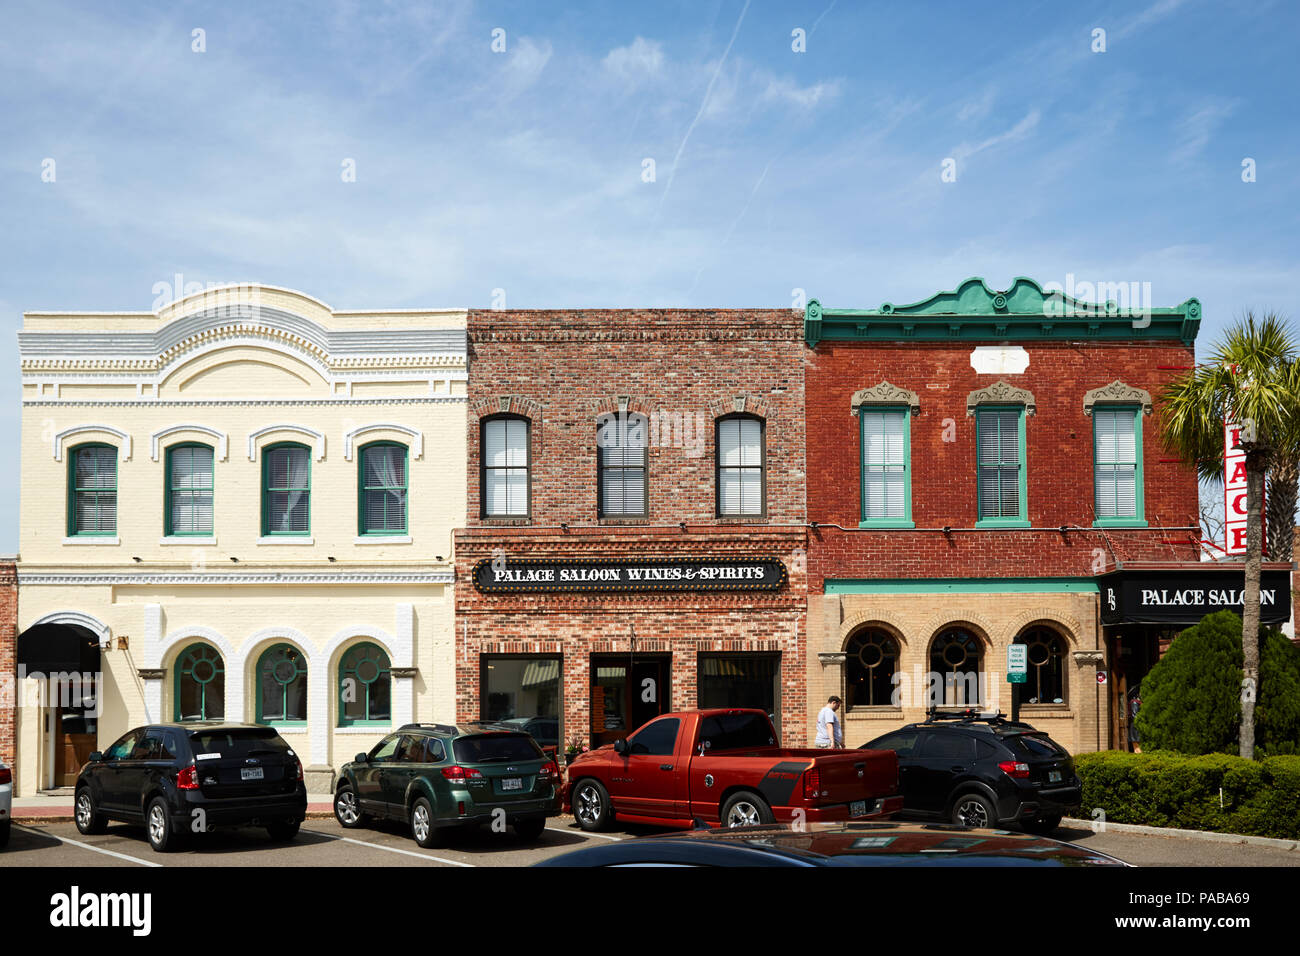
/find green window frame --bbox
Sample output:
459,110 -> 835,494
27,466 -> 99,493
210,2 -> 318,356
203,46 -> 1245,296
261,442 -> 311,536
1093,405 -> 1146,527
338,642 -> 392,726
974,407 -> 1029,528
165,443 -> 214,536
67,443 -> 118,536
256,643 -> 308,726
858,407 -> 914,527
174,643 -> 225,721
358,442 -> 408,535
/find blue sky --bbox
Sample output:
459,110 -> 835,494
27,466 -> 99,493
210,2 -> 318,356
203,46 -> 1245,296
2,0 -> 1297,550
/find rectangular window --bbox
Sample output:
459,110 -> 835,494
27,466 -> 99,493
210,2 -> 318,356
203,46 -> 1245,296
717,417 -> 763,516
482,656 -> 561,750
598,414 -> 647,517
483,418 -> 529,516
976,408 -> 1027,525
360,444 -> 408,534
167,445 -> 214,535
860,409 -> 911,525
70,445 -> 117,534
1094,407 -> 1144,525
264,445 -> 310,534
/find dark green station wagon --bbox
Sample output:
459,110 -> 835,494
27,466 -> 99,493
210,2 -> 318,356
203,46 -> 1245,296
333,723 -> 562,848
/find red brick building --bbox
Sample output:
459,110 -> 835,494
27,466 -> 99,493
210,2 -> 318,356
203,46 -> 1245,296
0,557 -> 16,767
454,308 -> 808,750
802,278 -> 1237,754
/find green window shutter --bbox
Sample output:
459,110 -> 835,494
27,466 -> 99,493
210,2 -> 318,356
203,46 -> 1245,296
860,409 -> 908,521
1094,407 -> 1143,523
359,443 -> 408,534
976,409 -> 1023,520
167,444 -> 214,535
263,444 -> 310,535
70,444 -> 118,535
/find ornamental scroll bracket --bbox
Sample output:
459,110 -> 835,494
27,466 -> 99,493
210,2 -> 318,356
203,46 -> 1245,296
850,381 -> 921,417
966,381 -> 1036,416
1082,381 -> 1153,417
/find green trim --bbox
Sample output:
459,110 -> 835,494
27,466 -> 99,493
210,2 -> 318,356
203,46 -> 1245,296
164,443 -> 215,537
975,406 -> 1027,527
261,442 -> 311,536
858,406 -> 912,525
825,577 -> 1100,595
173,642 -> 224,721
1092,405 -> 1145,525
255,643 -> 308,725
67,443 -> 118,536
357,442 -> 409,536
804,277 -> 1201,346
1093,518 -> 1149,528
338,641 -> 392,727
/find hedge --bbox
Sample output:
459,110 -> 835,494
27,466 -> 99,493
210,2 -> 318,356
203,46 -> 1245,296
1076,750 -> 1300,840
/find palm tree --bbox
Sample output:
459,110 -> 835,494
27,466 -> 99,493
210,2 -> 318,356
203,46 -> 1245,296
1157,313 -> 1299,760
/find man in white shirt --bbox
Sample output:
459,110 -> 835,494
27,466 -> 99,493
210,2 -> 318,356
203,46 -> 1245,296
815,696 -> 843,748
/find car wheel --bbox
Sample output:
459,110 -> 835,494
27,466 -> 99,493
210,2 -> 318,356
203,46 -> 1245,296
1023,814 -> 1063,835
333,786 -> 367,829
266,820 -> 300,842
0,820 -> 9,848
951,793 -> 997,828
514,817 -> 546,841
146,797 -> 179,852
74,788 -> 107,835
722,790 -> 775,828
410,797 -> 445,848
572,778 -> 612,832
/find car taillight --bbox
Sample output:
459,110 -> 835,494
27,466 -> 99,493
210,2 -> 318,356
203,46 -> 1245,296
0,766 -> 11,786
802,766 -> 821,799
538,760 -> 559,779
177,764 -> 200,790
441,765 -> 484,784
998,760 -> 1031,779
294,757 -> 303,781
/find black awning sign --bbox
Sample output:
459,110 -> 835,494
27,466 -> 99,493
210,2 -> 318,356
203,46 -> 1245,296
473,557 -> 788,594
1099,568 -> 1291,625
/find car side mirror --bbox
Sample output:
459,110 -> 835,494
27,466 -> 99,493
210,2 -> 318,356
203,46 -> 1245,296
354,753 -> 369,764
88,751 -> 103,763
613,738 -> 628,756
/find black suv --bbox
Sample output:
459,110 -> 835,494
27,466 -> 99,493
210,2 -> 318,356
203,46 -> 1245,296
862,710 -> 1081,833
75,723 -> 307,851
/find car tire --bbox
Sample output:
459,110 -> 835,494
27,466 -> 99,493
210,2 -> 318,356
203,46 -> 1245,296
146,797 -> 179,852
266,820 -> 300,842
0,820 -> 9,848
333,785 -> 368,829
1023,814 -> 1063,835
572,778 -> 612,832
722,790 -> 775,828
410,797 -> 445,848
74,788 -> 107,835
950,792 -> 997,829
514,817 -> 546,841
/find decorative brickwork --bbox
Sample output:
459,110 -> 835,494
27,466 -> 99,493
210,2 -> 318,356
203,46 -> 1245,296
0,560 -> 16,766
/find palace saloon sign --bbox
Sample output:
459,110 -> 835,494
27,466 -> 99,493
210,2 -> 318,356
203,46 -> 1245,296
1098,568 -> 1291,625
472,557 -> 788,594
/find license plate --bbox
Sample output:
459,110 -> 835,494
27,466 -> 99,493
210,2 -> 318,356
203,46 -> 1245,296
501,777 -> 523,791
850,800 -> 867,817
1048,770 -> 1062,783
241,767 -> 264,781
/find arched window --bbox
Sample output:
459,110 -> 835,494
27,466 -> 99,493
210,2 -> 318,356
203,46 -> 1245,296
174,643 -> 225,721
257,644 -> 308,724
339,642 -> 392,725
68,443 -> 117,535
845,628 -> 899,709
930,628 -> 984,706
716,414 -> 765,516
359,442 -> 408,535
262,443 -> 311,535
1015,627 -> 1067,705
166,443 -> 214,536
482,416 -> 530,517
597,413 -> 647,517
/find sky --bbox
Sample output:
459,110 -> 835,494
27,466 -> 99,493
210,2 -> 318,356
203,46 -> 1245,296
2,0 -> 1297,551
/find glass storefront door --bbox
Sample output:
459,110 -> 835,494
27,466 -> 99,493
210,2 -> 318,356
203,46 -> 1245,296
589,655 -> 669,748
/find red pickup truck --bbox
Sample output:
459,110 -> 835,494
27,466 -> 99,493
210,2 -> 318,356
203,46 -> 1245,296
563,708 -> 902,830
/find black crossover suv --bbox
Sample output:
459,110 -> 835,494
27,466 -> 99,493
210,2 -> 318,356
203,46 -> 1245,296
862,710 -> 1082,833
75,722 -> 307,851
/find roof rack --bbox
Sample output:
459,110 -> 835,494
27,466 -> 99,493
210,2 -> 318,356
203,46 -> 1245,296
398,722 -> 460,735
923,707 -> 1011,725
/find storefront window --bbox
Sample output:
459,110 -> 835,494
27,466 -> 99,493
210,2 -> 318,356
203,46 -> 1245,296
844,630 -> 898,709
175,642 -> 225,721
482,656 -> 561,748
698,654 -> 778,718
930,628 -> 984,706
1015,628 -> 1066,705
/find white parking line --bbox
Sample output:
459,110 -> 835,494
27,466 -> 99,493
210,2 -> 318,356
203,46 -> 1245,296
547,827 -> 623,841
15,824 -> 163,868
303,827 -> 475,867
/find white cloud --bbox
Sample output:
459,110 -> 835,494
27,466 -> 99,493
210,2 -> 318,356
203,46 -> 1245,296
1171,98 -> 1238,164
952,109 -> 1041,163
603,37 -> 664,82
494,36 -> 553,102
760,76 -> 840,110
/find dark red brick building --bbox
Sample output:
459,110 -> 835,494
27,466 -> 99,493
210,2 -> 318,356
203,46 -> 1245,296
455,308 -> 808,750
800,278 -> 1246,754
1,557 -> 16,767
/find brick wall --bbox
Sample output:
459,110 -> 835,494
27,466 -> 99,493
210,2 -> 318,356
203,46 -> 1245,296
0,560 -> 16,766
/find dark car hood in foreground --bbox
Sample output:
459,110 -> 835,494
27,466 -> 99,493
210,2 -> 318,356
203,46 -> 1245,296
535,822 -> 1131,867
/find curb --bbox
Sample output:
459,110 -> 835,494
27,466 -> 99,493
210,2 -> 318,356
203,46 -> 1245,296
1063,817 -> 1300,851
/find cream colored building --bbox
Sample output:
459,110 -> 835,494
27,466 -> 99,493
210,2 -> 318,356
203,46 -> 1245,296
14,285 -> 466,795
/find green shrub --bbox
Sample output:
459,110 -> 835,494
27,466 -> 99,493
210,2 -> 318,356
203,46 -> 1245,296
1134,609 -> 1300,756
1076,750 -> 1300,839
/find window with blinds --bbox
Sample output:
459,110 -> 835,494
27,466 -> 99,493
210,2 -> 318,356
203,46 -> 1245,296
716,416 -> 764,516
976,409 -> 1023,519
263,444 -> 310,534
1094,408 -> 1139,519
167,444 -> 214,535
360,443 -> 407,534
861,409 -> 907,520
598,413 -> 647,517
70,444 -> 117,535
483,417 -> 529,516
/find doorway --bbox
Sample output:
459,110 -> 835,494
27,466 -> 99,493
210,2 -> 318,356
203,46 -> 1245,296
589,654 -> 669,748
16,621 -> 103,788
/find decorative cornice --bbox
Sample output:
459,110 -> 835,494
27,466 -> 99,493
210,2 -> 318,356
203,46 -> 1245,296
25,398 -> 466,407
246,424 -> 326,461
343,423 -> 424,460
850,381 -> 920,416
150,424 -> 229,461
707,393 -> 774,421
53,425 -> 132,461
1082,381 -> 1153,416
18,570 -> 455,586
471,395 -> 543,420
966,381 -> 1036,416
470,328 -> 801,344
